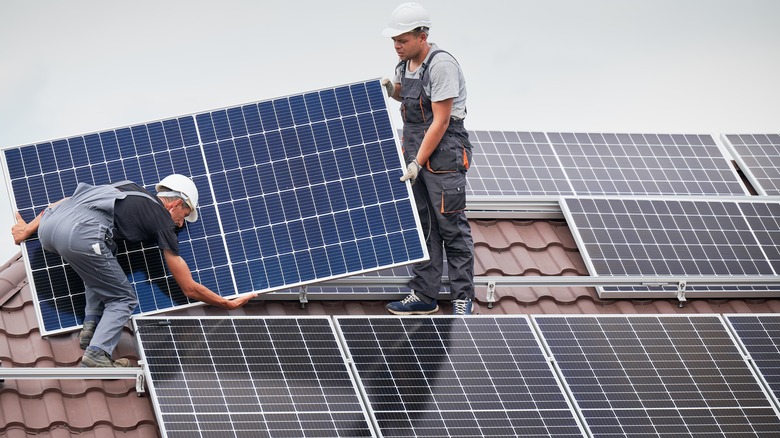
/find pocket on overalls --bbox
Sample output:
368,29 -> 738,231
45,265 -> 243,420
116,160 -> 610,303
440,172 -> 467,214
428,133 -> 471,172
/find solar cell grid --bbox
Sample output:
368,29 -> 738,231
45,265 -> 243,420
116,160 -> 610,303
465,130 -> 746,200
336,316 -> 585,437
2,79 -> 426,335
548,132 -> 746,196
467,130 -> 571,197
534,315 -> 780,437
727,314 -> 780,407
723,134 -> 780,196
562,196 -> 780,297
135,316 -> 373,438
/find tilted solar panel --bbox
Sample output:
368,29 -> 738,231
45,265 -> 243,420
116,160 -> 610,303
561,196 -> 780,297
723,134 -> 780,195
2,79 -> 427,335
135,316 -> 373,437
534,315 -> 780,437
336,315 -> 586,437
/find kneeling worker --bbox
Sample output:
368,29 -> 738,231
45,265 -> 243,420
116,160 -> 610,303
12,174 -> 256,367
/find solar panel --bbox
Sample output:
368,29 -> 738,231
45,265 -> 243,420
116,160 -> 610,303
465,131 -> 747,199
548,132 -> 747,196
722,134 -> 780,195
726,314 -> 780,406
534,315 -> 780,437
467,131 -> 573,197
561,196 -> 780,297
2,79 -> 427,335
336,316 -> 586,437
134,316 -> 373,437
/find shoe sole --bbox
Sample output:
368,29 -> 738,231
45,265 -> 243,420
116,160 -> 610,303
387,305 -> 440,315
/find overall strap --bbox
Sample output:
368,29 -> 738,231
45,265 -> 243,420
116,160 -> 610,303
111,181 -> 161,204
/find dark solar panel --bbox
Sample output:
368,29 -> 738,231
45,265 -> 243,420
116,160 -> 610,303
727,314 -> 780,406
135,316 -> 373,437
465,131 -> 746,199
562,197 -> 780,297
3,79 -> 426,335
468,131 -> 573,197
336,316 -> 586,437
549,132 -> 746,196
534,315 -> 780,437
723,134 -> 780,195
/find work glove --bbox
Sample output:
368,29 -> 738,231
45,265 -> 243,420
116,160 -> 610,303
400,159 -> 421,183
381,78 -> 395,97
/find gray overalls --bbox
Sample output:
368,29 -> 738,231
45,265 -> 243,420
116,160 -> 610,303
38,182 -> 159,355
398,50 -> 475,301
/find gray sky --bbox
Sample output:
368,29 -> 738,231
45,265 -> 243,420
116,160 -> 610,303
1,0 -> 779,262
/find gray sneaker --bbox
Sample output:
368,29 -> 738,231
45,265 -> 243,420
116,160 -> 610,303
78,320 -> 97,350
452,299 -> 473,315
80,348 -> 132,368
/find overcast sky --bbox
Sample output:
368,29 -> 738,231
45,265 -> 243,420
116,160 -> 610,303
1,0 -> 779,263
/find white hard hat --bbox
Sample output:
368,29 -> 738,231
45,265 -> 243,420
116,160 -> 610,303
382,3 -> 431,38
156,174 -> 199,223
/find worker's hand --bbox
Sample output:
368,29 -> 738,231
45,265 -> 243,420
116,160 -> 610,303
11,212 -> 31,245
226,292 -> 258,309
400,159 -> 421,183
381,78 -> 395,97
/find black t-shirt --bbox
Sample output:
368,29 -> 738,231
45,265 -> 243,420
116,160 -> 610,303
112,183 -> 180,256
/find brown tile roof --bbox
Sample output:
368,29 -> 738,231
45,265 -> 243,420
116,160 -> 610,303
1,219 -> 779,435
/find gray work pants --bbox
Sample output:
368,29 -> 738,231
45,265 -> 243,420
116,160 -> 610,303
408,170 -> 475,301
38,195 -> 137,356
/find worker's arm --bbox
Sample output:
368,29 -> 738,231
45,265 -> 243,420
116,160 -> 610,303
11,198 -> 68,245
400,98 -> 453,181
163,249 -> 257,309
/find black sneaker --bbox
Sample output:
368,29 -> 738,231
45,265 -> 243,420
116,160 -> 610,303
386,292 -> 439,315
80,348 -> 132,368
78,320 -> 97,350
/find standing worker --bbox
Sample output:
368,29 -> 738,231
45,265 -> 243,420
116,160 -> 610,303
11,175 -> 256,367
381,3 -> 475,315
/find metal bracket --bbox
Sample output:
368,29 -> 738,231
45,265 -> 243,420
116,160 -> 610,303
299,285 -> 308,309
486,281 -> 497,309
676,281 -> 687,308
136,360 -> 146,396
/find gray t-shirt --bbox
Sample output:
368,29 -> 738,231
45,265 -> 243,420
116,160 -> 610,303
393,43 -> 467,120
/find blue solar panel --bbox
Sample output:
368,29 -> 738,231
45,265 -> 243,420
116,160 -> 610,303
2,79 -> 426,335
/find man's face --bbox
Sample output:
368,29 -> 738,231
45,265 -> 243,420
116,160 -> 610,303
168,199 -> 191,228
392,31 -> 425,61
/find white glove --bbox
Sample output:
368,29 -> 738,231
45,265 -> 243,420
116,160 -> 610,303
400,159 -> 421,182
381,78 -> 395,97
